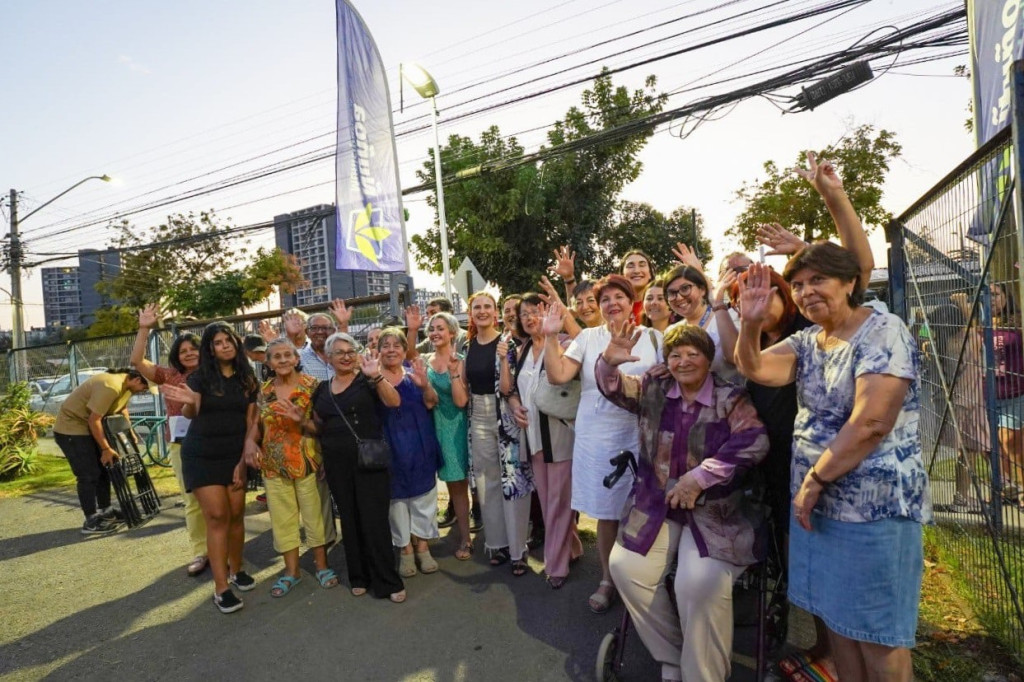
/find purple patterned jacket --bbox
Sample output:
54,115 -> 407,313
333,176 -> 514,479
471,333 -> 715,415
596,357 -> 770,566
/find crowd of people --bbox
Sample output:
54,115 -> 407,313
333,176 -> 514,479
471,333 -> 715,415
54,152 -> 935,682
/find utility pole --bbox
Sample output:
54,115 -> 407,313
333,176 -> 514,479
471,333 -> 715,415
7,189 -> 25,350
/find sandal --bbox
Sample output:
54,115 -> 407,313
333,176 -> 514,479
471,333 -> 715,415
454,541 -> 474,561
489,547 -> 511,567
350,586 -> 367,597
399,552 -> 417,578
270,575 -> 301,598
315,568 -> 339,589
186,555 -> 209,577
415,549 -> 439,574
389,589 -> 407,604
511,559 -> 529,577
589,580 -> 617,614
546,575 -> 567,589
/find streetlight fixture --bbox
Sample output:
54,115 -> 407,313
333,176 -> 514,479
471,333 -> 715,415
401,62 -> 452,302
5,174 -> 112,350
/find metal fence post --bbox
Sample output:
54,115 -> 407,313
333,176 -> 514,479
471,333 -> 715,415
884,219 -> 907,320
148,329 -> 168,464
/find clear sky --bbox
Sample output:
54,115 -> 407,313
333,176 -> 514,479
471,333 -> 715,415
1,0 -> 973,329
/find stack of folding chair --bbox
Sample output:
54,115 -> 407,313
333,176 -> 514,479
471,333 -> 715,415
102,414 -> 161,527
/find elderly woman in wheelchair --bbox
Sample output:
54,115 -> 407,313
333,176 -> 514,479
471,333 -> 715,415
597,321 -> 769,682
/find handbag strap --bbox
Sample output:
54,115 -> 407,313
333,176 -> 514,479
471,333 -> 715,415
324,379 -> 363,445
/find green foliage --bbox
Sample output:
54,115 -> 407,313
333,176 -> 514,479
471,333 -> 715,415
729,124 -> 902,249
96,212 -> 306,324
592,202 -> 713,277
412,70 -> 667,293
0,383 -> 53,481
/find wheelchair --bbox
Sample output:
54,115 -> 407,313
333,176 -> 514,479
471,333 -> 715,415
102,414 -> 162,528
595,451 -> 789,682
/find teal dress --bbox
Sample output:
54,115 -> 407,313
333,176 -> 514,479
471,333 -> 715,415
427,364 -> 470,482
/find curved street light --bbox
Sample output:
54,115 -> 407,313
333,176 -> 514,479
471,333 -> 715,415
401,63 -> 452,302
5,175 -> 112,350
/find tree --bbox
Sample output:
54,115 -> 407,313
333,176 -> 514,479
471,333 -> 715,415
164,248 -> 306,319
728,124 -> 902,250
591,202 -> 713,277
95,213 -> 306,329
412,70 -> 667,293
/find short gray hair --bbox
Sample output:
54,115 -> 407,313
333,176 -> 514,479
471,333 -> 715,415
308,312 -> 335,327
265,337 -> 298,357
428,312 -> 459,337
325,332 -> 359,353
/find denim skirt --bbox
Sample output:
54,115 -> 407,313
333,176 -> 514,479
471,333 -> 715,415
787,514 -> 923,647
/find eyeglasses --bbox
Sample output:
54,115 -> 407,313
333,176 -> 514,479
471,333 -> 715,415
666,284 -> 695,300
308,325 -> 335,333
519,310 -> 542,320
731,265 -> 749,274
329,349 -> 359,358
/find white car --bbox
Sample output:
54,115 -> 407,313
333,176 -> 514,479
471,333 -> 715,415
30,369 -> 157,417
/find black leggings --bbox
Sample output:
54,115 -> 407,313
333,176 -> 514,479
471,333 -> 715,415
54,433 -> 111,518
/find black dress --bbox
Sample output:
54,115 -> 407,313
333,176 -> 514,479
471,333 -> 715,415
181,373 -> 256,491
313,373 -> 403,598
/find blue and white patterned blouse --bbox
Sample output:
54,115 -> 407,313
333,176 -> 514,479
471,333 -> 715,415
786,309 -> 932,524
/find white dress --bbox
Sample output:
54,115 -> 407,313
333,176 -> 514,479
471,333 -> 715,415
564,325 -> 662,519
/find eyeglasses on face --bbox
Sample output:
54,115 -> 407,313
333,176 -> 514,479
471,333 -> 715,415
329,349 -> 359,358
308,325 -> 335,333
666,284 -> 695,300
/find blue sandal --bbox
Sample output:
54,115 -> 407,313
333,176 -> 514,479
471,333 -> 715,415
271,575 -> 301,598
316,568 -> 339,589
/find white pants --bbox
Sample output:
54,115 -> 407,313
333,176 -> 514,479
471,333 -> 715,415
609,521 -> 746,682
471,394 -> 531,558
389,487 -> 439,547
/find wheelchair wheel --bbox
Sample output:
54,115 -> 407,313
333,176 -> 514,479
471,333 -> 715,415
596,631 -> 620,682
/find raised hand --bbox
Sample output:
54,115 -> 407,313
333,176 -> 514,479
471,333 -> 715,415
283,311 -> 304,339
404,304 -> 423,332
550,246 -> 576,281
270,399 -> 304,423
538,275 -> 565,307
713,269 -> 738,305
138,303 -> 160,329
328,299 -> 351,329
359,352 -> 382,378
792,150 -> 843,197
756,222 -> 808,256
447,354 -> 463,376
736,262 -> 776,326
540,300 -> 565,336
161,383 -> 199,406
671,242 -> 703,272
497,334 -> 510,360
602,319 -> 641,366
409,357 -> 429,388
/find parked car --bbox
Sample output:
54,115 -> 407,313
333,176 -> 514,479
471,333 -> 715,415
30,369 -> 157,419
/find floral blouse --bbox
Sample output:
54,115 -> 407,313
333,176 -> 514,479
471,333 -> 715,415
258,373 -> 322,479
786,309 -> 932,524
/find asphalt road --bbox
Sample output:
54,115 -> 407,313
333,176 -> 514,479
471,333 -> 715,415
0,484 -> 785,681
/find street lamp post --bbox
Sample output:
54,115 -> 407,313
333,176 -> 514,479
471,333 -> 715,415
5,175 -> 111,349
401,63 -> 453,302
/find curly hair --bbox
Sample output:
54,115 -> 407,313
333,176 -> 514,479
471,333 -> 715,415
168,332 -> 201,374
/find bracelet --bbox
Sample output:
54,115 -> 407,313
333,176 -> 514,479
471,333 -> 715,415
808,465 -> 830,487
712,303 -> 730,312
370,374 -> 385,385
450,374 -> 462,379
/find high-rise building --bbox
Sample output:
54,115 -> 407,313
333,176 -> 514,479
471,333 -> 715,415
39,249 -> 122,329
41,267 -> 83,329
273,204 -> 414,309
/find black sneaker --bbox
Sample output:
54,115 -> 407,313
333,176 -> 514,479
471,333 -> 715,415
100,506 -> 126,525
81,513 -> 117,535
437,502 -> 456,529
229,571 -> 256,592
213,589 -> 244,614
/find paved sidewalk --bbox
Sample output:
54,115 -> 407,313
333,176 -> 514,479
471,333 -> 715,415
0,486 -> 784,681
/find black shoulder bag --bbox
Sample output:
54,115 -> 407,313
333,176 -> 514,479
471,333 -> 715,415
326,381 -> 392,472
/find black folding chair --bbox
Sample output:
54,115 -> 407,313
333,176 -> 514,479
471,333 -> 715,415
103,414 -> 162,528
